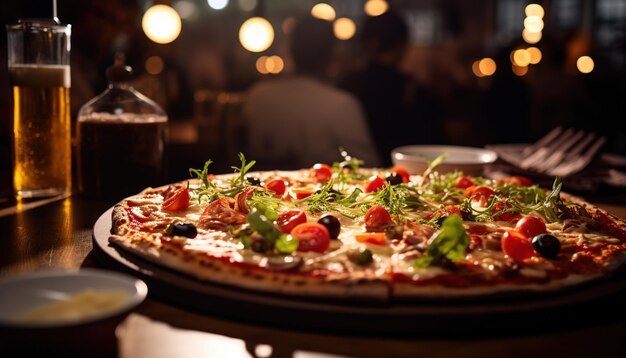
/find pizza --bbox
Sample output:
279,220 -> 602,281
108,153 -> 626,302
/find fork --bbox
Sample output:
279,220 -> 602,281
518,127 -> 606,177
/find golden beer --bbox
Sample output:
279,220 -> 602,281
10,64 -> 71,197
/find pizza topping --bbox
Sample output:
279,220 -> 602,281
385,172 -> 404,186
162,186 -> 190,212
365,176 -> 387,193
501,230 -> 536,262
244,206 -> 299,254
166,223 -> 198,238
276,209 -> 307,234
502,176 -> 533,187
531,233 -> 561,258
389,166 -> 410,183
200,197 -> 247,229
318,215 -> 341,239
234,187 -> 257,214
515,215 -> 547,238
491,201 -> 521,222
355,232 -> 387,246
413,215 -> 470,267
310,163 -> 333,183
454,175 -> 475,189
291,223 -> 331,253
364,205 -> 393,232
264,179 -> 287,197
347,248 -> 374,265
245,175 -> 262,186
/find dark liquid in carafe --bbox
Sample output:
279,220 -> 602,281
77,114 -> 167,200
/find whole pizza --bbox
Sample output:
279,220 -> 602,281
109,153 -> 626,302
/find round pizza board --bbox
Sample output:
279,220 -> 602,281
92,207 -> 626,335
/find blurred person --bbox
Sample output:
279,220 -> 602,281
339,9 -> 444,166
243,15 -> 380,169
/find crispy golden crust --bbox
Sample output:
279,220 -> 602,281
108,235 -> 389,302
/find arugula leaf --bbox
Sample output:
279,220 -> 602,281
413,215 -> 470,268
230,152 -> 256,187
189,159 -> 212,188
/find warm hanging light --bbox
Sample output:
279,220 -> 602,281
239,17 -> 274,52
527,47 -> 542,64
577,56 -> 594,73
311,3 -> 336,21
525,4 -> 545,18
522,29 -> 542,44
364,0 -> 388,17
142,5 -> 182,44
524,16 -> 544,33
478,58 -> 496,76
334,18 -> 356,40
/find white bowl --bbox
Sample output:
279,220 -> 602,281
391,145 -> 498,176
0,268 -> 147,328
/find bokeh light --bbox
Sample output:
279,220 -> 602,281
512,49 -> 531,67
334,18 -> 356,40
577,56 -> 594,73
522,29 -> 542,44
256,56 -> 269,74
524,16 -> 544,33
472,60 -> 484,78
145,56 -> 164,75
512,64 -> 529,76
364,0 -> 389,17
525,4 -> 544,18
311,3 -> 336,21
478,58 -> 496,76
527,47 -> 542,64
142,5 -> 182,44
239,17 -> 274,52
208,0 -> 228,10
256,55 -> 284,75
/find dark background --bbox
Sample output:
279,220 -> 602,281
1,0 -> 625,183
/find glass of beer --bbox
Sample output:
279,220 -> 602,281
6,19 -> 72,198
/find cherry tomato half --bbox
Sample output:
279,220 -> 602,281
364,205 -> 393,231
514,215 -> 547,239
454,175 -> 475,189
355,232 -> 387,246
291,223 -> 330,253
503,176 -> 533,187
365,176 -> 387,193
390,166 -> 410,183
501,230 -> 536,262
276,209 -> 307,234
464,185 -> 495,201
310,163 -> 333,183
492,201 -> 521,222
162,186 -> 190,212
264,179 -> 286,197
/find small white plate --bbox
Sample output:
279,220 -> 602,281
0,268 -> 147,328
391,145 -> 498,175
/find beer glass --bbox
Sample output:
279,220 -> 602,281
6,19 -> 71,198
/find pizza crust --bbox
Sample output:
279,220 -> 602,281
108,235 -> 390,302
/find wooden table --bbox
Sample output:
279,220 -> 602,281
1,193 -> 626,357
